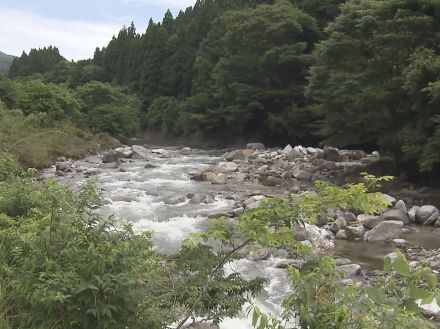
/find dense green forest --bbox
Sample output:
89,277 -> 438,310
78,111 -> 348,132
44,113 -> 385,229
3,0 -> 440,173
0,51 -> 14,75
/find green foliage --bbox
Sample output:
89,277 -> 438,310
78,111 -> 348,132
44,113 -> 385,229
76,81 -> 141,135
307,0 -> 440,171
8,46 -> 65,78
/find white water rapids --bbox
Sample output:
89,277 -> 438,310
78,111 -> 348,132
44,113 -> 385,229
42,146 -> 294,328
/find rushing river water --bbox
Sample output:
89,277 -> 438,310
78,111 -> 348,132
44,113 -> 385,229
42,146 -> 294,328
41,145 -> 440,328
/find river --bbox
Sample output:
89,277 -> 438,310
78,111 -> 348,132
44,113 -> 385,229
41,144 -> 440,328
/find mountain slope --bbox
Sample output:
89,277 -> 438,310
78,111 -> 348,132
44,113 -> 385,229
0,51 -> 15,74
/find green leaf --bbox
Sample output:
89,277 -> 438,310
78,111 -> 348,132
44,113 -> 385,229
258,314 -> 268,329
393,255 -> 411,277
409,285 -> 431,300
402,300 -> 421,314
252,308 -> 260,327
383,256 -> 392,272
366,287 -> 386,304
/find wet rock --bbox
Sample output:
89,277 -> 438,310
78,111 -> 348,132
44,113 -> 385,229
166,196 -> 186,205
55,161 -> 72,172
364,220 -> 403,242
335,217 -> 347,229
224,150 -> 245,161
392,239 -> 410,248
381,209 -> 409,224
294,145 -> 308,155
346,225 -> 365,239
424,212 -> 439,226
408,206 -> 419,223
307,147 -> 321,154
144,163 -> 156,169
372,151 -> 380,158
99,162 -> 119,169
339,264 -> 361,278
275,259 -> 305,269
246,143 -> 265,150
417,205 -> 439,224
217,162 -> 238,173
200,171 -> 226,185
362,215 -> 383,230
295,224 -> 335,251
114,147 -> 133,158
208,210 -> 231,218
292,169 -> 311,181
55,170 -> 65,176
246,201 -> 262,211
102,151 -> 119,163
181,147 -> 192,152
313,158 -> 336,171
233,207 -> 244,216
323,146 -> 342,162
131,145 -> 149,159
152,148 -> 170,158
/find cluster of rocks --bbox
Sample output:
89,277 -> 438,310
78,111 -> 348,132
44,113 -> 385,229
320,199 -> 440,243
193,143 -> 380,189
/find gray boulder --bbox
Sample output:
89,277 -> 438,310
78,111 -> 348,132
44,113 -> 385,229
416,205 -> 439,224
424,212 -> 439,226
408,206 -> 419,223
131,145 -> 149,159
394,200 -> 407,213
346,225 -> 365,239
381,209 -> 409,224
292,169 -> 311,181
339,264 -> 361,278
224,150 -> 245,161
217,162 -> 238,173
362,215 -> 383,230
364,220 -> 403,242
335,230 -> 348,240
323,146 -> 343,162
152,148 -> 170,157
287,149 -> 303,161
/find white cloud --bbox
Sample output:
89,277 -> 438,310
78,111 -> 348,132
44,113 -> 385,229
0,7 -> 120,60
122,0 -> 195,9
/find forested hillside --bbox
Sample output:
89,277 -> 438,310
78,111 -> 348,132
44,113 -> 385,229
0,51 -> 14,74
4,0 -> 440,173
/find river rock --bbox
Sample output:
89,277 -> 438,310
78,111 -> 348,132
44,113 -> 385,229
294,145 -> 308,155
102,151 -> 119,163
307,147 -> 321,154
339,264 -> 361,278
424,212 -> 439,226
292,169 -> 311,181
339,212 -> 356,223
200,171 -> 226,185
416,205 -> 439,224
261,176 -> 283,186
131,145 -> 149,159
55,161 -> 72,172
382,194 -> 397,206
283,144 -> 293,153
346,225 -> 365,239
224,150 -> 245,161
336,216 -> 347,229
323,146 -> 343,162
362,215 -> 383,230
246,143 -> 265,150
408,206 -> 419,223
335,230 -> 348,240
287,149 -> 303,161
381,209 -> 409,223
181,147 -> 192,152
364,220 -> 403,242
114,147 -> 133,158
217,162 -> 238,173
296,224 -> 335,250
394,200 -> 407,213
152,149 -> 170,157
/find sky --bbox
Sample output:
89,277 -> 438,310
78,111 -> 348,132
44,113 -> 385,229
0,0 -> 196,60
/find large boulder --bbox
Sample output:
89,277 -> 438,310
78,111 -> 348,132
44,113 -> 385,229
246,143 -> 265,150
416,205 -> 439,224
287,149 -> 303,161
152,148 -> 170,158
292,169 -> 311,181
346,225 -> 365,239
361,215 -> 383,230
200,171 -> 226,185
364,220 -> 403,242
339,264 -> 361,278
102,151 -> 120,163
114,147 -> 133,158
381,209 -> 409,224
323,146 -> 343,162
224,150 -> 245,161
217,162 -> 238,173
131,145 -> 149,159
